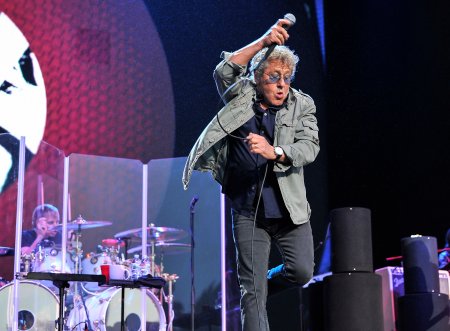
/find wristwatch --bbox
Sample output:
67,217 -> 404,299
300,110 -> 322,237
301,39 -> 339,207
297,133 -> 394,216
274,146 -> 283,160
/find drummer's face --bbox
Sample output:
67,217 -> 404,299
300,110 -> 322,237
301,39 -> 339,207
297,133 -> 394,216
38,215 -> 59,236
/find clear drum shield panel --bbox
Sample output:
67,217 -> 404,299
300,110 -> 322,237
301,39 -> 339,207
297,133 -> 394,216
146,157 -> 223,331
67,153 -> 143,267
0,136 -> 65,330
67,154 -> 148,330
0,133 -> 21,283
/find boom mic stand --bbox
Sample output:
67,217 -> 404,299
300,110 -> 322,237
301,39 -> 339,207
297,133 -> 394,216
189,196 -> 199,331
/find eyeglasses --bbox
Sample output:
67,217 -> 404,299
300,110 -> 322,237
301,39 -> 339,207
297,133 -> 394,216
263,73 -> 294,84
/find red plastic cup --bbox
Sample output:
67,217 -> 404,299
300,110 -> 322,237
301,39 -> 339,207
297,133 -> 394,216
100,264 -> 110,283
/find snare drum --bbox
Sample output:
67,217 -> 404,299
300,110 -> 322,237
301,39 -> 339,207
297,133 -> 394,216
67,287 -> 166,331
0,280 -> 59,330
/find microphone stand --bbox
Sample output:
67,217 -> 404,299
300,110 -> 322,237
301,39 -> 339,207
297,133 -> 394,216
189,196 -> 199,331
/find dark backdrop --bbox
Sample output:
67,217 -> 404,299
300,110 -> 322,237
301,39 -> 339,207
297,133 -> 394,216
325,0 -> 450,267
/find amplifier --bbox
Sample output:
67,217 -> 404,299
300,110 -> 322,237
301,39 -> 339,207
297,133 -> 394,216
375,266 -> 449,331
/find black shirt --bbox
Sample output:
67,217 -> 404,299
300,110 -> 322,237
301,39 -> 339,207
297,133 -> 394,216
21,229 -> 61,249
223,102 -> 288,218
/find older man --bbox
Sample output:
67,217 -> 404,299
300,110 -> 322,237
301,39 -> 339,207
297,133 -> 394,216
183,16 -> 320,331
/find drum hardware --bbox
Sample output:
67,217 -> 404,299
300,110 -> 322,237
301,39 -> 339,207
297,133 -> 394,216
161,273 -> 179,331
57,215 -> 112,327
128,242 -> 190,278
119,224 -> 188,278
20,252 -> 35,274
115,223 -> 177,277
99,238 -> 124,264
53,215 -> 111,273
35,245 -> 45,262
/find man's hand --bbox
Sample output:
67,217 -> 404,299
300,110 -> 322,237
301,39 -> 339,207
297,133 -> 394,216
246,132 -> 276,160
260,18 -> 291,48
35,218 -> 50,239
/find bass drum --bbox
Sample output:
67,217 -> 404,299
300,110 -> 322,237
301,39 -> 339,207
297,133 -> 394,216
68,287 -> 166,331
0,280 -> 59,330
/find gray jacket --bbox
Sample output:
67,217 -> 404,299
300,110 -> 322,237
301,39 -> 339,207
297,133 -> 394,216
182,52 -> 320,224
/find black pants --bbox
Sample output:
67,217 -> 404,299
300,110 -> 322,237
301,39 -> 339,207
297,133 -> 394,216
232,211 -> 314,331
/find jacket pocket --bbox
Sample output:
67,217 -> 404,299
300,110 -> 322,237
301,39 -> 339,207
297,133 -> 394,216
276,122 -> 296,143
301,119 -> 319,143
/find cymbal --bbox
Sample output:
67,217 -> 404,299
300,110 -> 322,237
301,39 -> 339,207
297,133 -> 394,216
0,246 -> 14,256
52,218 -> 112,231
115,226 -> 187,243
128,242 -> 191,255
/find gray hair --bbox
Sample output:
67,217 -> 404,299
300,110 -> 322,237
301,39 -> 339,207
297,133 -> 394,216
250,45 -> 300,80
32,203 -> 60,227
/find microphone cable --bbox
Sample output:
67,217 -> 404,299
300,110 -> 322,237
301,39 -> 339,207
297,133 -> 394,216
212,14 -> 296,326
251,159 -> 268,330
214,78 -> 269,329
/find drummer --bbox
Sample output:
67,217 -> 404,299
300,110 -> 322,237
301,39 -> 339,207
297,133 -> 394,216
21,204 -> 62,255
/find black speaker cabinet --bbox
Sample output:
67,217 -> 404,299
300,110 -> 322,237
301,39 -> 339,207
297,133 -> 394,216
376,267 -> 450,331
324,272 -> 383,331
330,207 -> 373,273
398,292 -> 449,331
401,236 -> 440,294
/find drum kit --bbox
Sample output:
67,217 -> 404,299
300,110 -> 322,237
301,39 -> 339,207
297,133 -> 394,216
0,217 -> 190,331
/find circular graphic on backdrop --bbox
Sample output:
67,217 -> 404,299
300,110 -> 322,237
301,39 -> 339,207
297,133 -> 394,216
0,12 -> 46,192
1,0 -> 175,163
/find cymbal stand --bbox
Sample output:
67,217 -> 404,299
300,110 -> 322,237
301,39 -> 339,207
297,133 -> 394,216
108,244 -> 120,264
71,224 -> 84,274
21,253 -> 34,274
71,224 -> 93,331
162,273 -> 179,331
148,225 -> 157,276
159,250 -> 165,275
116,237 -> 131,261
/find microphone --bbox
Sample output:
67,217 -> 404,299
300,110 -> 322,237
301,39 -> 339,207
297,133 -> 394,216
190,195 -> 199,208
253,13 -> 296,72
282,13 -> 297,29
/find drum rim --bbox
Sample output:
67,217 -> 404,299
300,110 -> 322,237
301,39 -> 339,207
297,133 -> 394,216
0,280 -> 60,329
83,286 -> 167,330
0,279 -> 60,302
